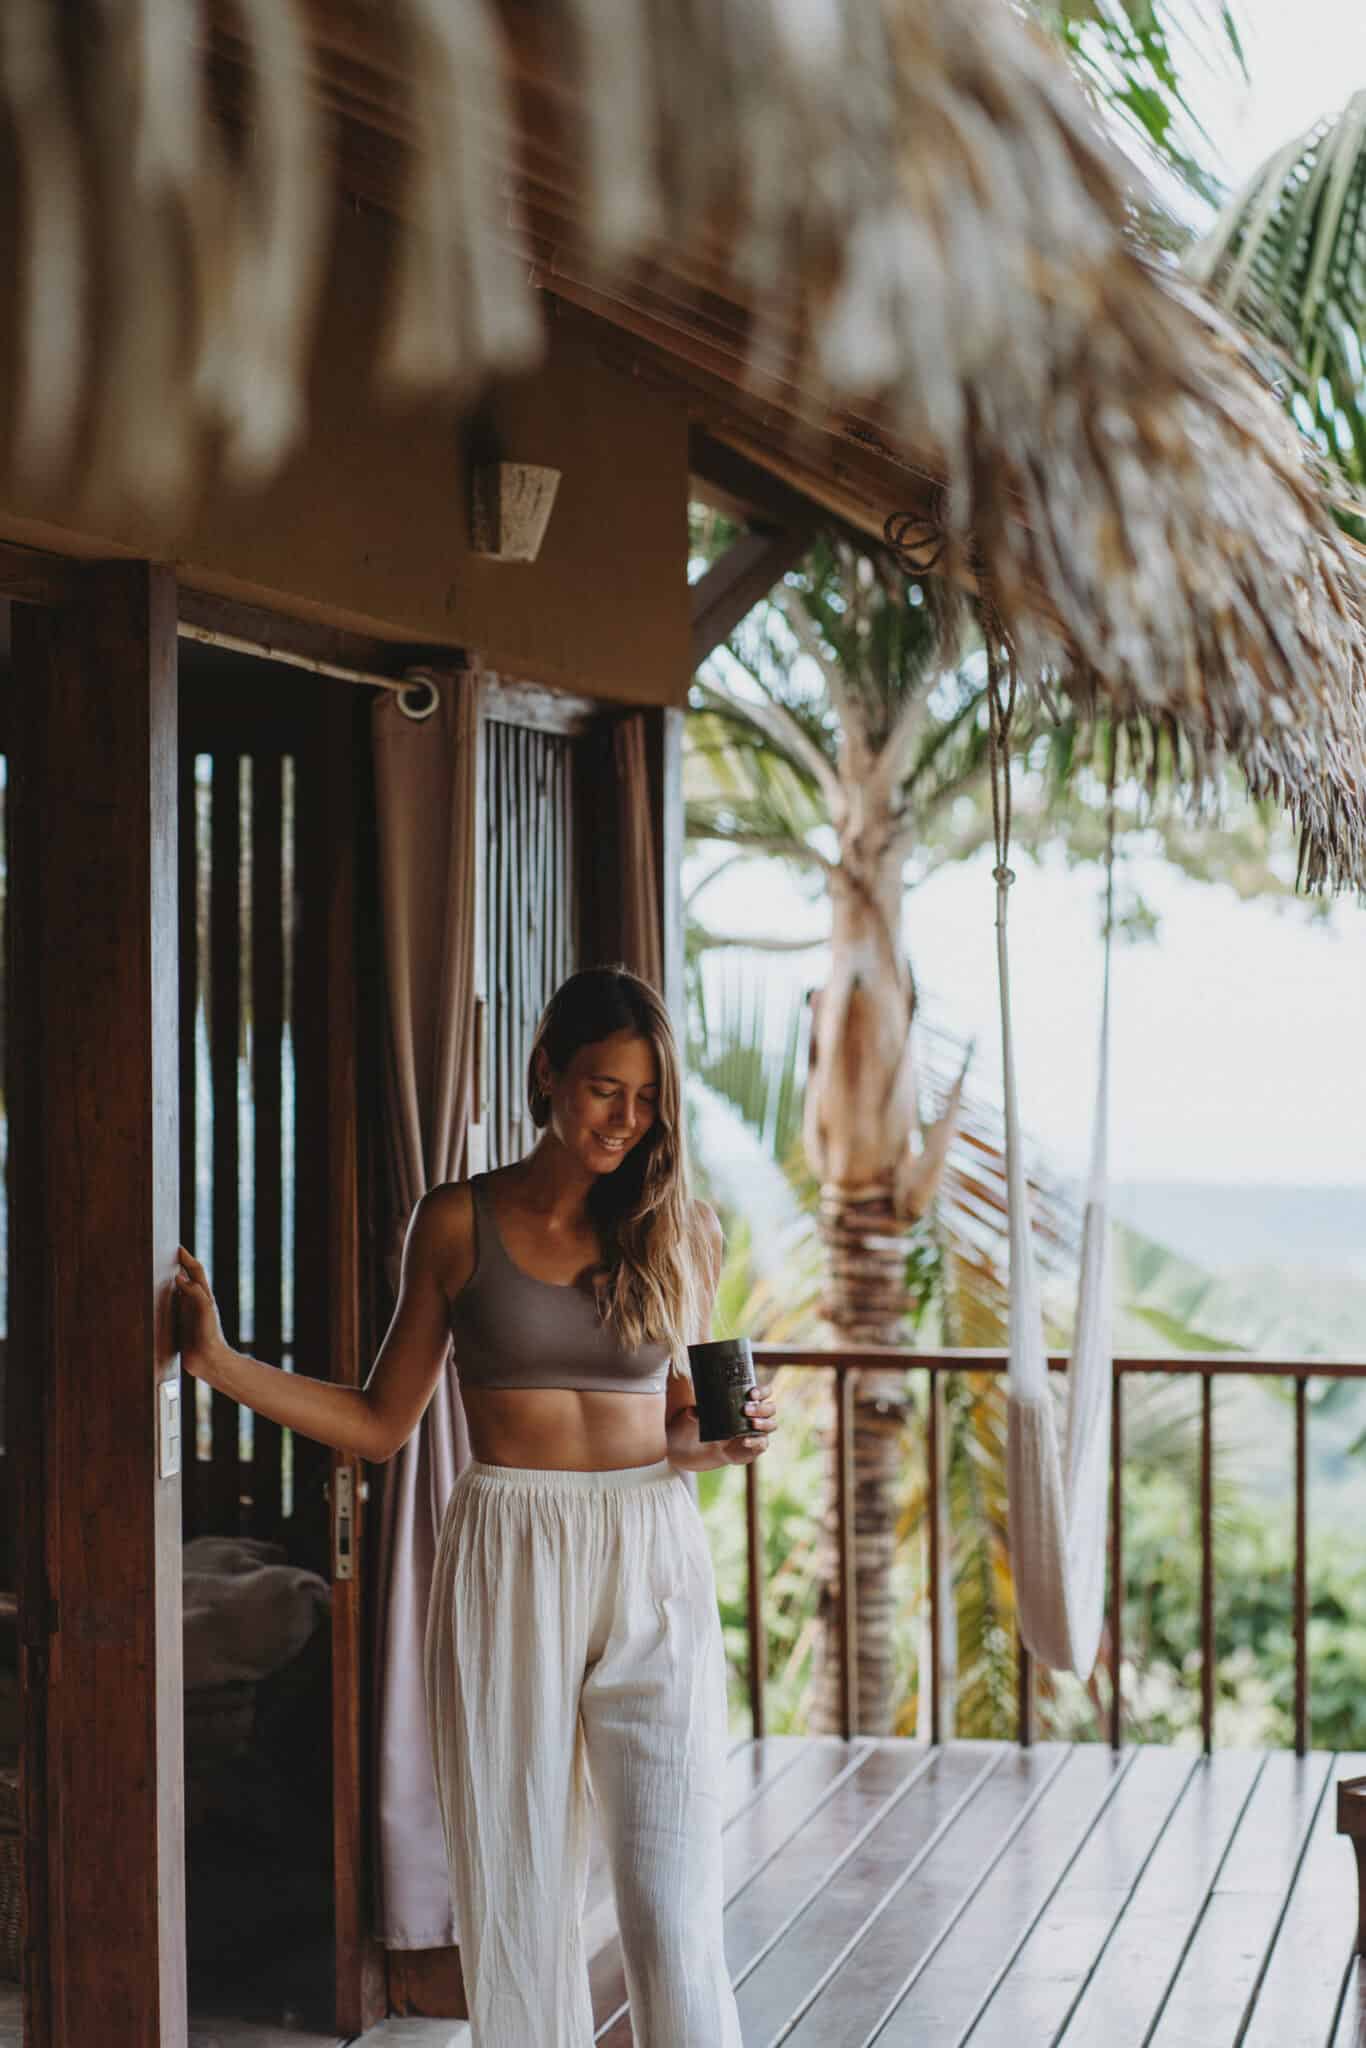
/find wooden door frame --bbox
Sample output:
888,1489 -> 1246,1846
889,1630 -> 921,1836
8,561 -> 187,2048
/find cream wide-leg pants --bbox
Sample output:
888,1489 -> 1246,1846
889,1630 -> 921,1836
423,1455 -> 744,2048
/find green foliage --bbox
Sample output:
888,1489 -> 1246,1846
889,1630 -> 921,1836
1073,1464 -> 1366,1750
1190,94 -> 1366,544
1034,0 -> 1246,217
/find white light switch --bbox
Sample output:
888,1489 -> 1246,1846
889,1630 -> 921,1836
159,1377 -> 181,1479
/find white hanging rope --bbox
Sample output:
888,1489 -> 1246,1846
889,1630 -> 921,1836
988,641 -> 1114,1678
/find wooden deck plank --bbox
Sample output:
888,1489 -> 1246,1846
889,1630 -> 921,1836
964,1745 -> 1199,2048
1059,1747 -> 1266,2046
774,1743 -> 1074,2047
589,1738 -> 871,2037
723,1741 -> 937,1973
1239,1752 -> 1366,2048
1147,1750 -> 1335,2047
1332,1959 -> 1366,2048
869,1744 -> 1132,2044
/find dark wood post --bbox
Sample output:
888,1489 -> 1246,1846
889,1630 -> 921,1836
9,561 -> 187,2048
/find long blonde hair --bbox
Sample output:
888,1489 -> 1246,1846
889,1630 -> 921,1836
525,966 -> 709,1376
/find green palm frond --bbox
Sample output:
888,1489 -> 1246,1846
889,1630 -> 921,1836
688,953 -> 810,1170
686,703 -> 832,842
1189,91 -> 1366,530
1035,0 -> 1247,216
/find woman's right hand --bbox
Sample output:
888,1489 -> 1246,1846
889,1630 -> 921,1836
173,1246 -> 230,1380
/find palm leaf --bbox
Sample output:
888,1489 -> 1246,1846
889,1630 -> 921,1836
1189,92 -> 1366,530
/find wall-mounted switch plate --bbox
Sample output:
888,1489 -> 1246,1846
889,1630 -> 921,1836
159,1377 -> 181,1480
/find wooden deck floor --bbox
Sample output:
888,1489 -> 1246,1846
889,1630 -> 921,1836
583,1735 -> 1366,2047
2,1736 -> 1360,2044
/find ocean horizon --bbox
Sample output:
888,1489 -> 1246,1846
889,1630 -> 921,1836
1102,1179 -> 1366,1279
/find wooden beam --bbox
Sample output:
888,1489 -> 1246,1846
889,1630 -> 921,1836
482,672 -> 598,734
0,540 -> 86,606
689,429 -> 829,534
9,561 -> 186,2048
690,525 -> 815,669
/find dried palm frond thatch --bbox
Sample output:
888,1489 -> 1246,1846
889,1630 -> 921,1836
2,0 -> 1363,883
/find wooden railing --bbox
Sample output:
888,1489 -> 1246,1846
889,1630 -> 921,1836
743,1348 -> 1366,1755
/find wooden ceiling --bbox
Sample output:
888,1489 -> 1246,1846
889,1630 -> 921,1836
205,0 -> 945,548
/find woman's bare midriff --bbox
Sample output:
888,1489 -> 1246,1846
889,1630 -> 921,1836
459,1382 -> 672,1472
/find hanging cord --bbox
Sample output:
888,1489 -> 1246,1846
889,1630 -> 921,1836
985,622 -> 1018,925
1101,721 -> 1118,948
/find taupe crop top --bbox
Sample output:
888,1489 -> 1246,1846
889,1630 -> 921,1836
447,1172 -> 672,1394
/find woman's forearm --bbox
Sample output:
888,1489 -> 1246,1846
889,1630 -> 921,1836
203,1344 -> 390,1462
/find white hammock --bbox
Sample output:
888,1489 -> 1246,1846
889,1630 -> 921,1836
990,659 -> 1114,1679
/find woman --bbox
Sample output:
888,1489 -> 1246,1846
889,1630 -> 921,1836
174,964 -> 777,2048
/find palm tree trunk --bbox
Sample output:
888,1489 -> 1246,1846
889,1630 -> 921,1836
807,1186 -> 915,1736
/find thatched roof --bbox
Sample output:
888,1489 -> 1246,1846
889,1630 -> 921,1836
4,0 -> 1365,885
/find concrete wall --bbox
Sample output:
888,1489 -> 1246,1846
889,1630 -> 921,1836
0,192 -> 692,708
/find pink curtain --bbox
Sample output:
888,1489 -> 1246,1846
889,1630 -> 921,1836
369,665 -> 482,1948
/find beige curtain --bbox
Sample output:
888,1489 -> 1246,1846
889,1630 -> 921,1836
369,665 -> 483,1948
613,712 -> 664,992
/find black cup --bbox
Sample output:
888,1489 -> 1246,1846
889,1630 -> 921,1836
687,1337 -> 758,1443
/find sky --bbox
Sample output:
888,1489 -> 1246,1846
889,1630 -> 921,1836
1191,1 -> 1366,186
689,0 -> 1366,1192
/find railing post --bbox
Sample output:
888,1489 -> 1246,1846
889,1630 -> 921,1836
1201,1371 -> 1215,1756
1294,1375 -> 1309,1758
1109,1364 -> 1124,1751
745,1458 -> 765,1741
928,1366 -> 943,1746
1017,1634 -> 1034,1747
835,1363 -> 857,1742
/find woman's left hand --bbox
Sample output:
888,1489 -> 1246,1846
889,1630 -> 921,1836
722,1385 -> 778,1465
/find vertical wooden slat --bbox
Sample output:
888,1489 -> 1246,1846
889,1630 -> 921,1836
1201,1369 -> 1215,1756
496,726 -> 512,1165
253,751 -> 285,1539
210,748 -> 242,1533
10,562 -> 187,2048
1109,1365 -> 1124,1751
745,1459 -> 765,1739
1294,1374 -> 1309,1758
928,1366 -> 943,1747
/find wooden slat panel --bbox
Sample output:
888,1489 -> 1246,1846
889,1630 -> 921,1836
1242,1752 -> 1366,2047
209,750 -> 243,1534
251,751 -> 285,1538
482,717 -> 580,1168
737,1744 -> 1023,2048
1060,1748 -> 1266,2044
1149,1751 -> 1335,2046
966,1745 -> 1198,2046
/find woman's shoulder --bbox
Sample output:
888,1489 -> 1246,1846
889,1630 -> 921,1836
409,1177 -> 482,1295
